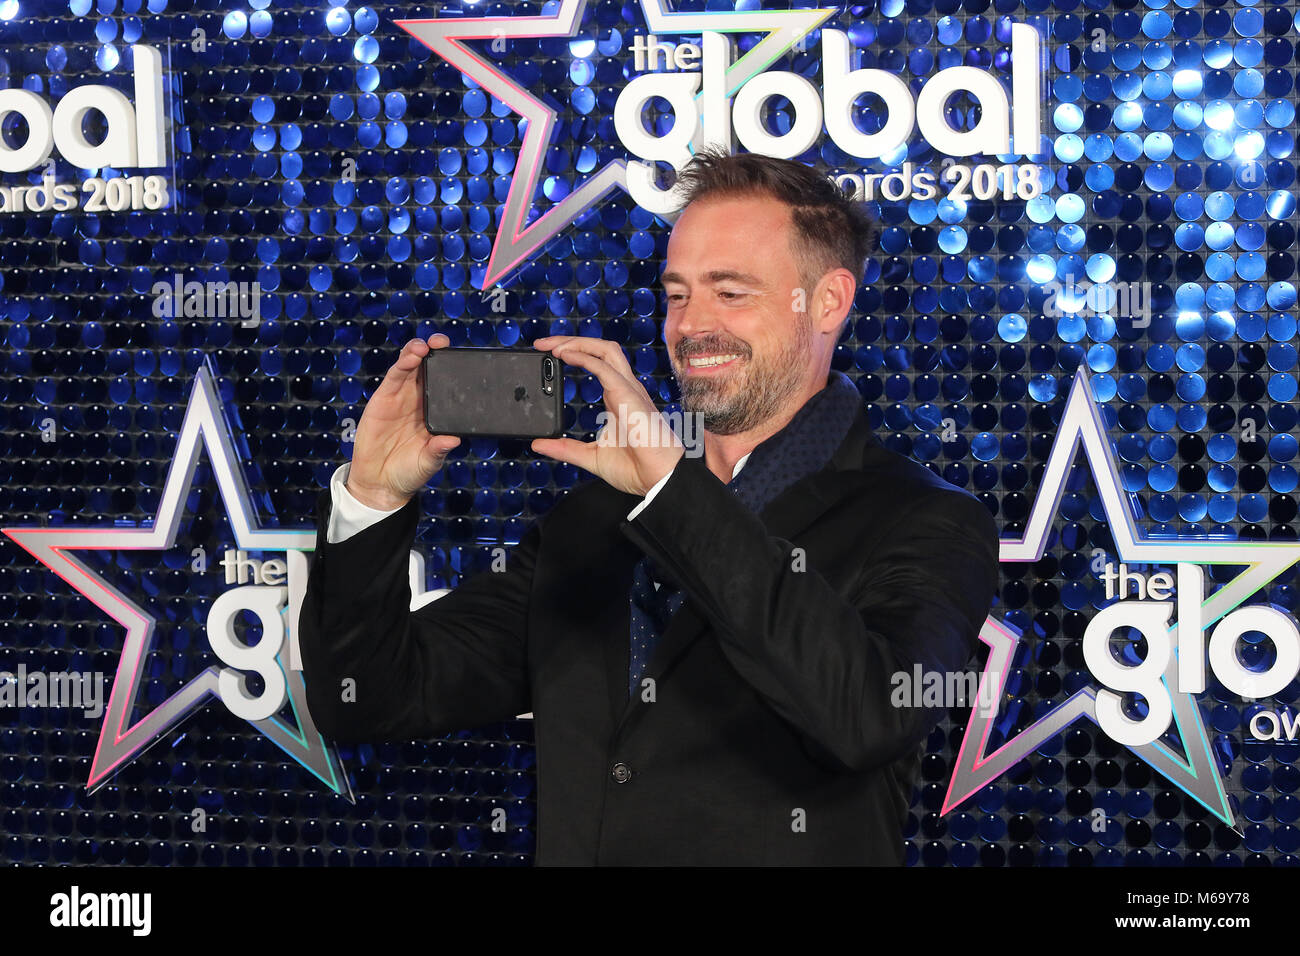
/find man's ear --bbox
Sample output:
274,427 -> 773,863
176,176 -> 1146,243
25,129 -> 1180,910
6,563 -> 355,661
814,268 -> 857,335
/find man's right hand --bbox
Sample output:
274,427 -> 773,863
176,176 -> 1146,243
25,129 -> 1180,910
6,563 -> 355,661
345,334 -> 462,511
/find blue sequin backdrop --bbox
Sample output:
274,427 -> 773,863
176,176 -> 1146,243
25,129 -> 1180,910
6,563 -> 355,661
1,0 -> 1299,866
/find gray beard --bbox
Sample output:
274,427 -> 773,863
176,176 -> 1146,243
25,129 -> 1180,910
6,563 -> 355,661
672,311 -> 814,436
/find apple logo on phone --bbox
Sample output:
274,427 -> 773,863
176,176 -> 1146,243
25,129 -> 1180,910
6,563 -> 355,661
514,386 -> 527,401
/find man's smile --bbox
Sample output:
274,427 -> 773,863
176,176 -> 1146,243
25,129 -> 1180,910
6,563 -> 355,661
683,353 -> 743,374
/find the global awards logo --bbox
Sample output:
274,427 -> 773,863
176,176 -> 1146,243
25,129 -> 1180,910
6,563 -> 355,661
3,365 -> 349,797
0,43 -> 173,213
945,368 -> 1300,830
395,0 -> 1048,289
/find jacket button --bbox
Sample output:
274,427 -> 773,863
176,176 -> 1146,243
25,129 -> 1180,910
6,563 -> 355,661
610,762 -> 632,784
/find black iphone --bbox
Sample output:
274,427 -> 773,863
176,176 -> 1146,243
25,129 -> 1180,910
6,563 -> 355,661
422,347 -> 564,438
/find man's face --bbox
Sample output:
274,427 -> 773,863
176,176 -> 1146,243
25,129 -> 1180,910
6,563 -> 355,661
661,194 -> 817,436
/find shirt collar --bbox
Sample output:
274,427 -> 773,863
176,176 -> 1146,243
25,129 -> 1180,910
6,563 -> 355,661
730,452 -> 751,480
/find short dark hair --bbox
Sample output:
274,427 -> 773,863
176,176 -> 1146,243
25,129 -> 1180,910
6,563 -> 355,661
671,148 -> 880,295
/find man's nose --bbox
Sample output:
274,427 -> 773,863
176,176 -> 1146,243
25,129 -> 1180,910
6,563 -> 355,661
673,293 -> 716,339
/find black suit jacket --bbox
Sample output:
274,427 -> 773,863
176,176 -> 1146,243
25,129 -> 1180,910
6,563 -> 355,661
299,405 -> 1000,865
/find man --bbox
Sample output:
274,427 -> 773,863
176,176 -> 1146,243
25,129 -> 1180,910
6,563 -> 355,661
299,150 -> 1000,865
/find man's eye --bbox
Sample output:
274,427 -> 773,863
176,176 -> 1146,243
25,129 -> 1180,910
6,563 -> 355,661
667,293 -> 686,304
718,290 -> 745,301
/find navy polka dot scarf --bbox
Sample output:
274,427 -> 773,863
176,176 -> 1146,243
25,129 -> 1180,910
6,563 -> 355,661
628,370 -> 864,695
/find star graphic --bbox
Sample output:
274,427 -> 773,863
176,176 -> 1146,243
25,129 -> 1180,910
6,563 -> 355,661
395,0 -> 835,290
943,366 -> 1300,829
3,363 -> 351,799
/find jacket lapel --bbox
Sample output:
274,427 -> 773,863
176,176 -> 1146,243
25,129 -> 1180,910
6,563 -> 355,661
602,553 -> 636,724
608,406 -> 878,731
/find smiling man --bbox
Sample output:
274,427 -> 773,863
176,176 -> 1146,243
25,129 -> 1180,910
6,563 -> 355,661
299,149 -> 1000,866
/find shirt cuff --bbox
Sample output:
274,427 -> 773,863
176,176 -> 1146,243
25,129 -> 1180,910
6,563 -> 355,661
327,463 -> 405,544
626,466 -> 676,522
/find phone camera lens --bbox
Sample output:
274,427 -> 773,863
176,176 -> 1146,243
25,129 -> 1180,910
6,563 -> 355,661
543,357 -> 555,382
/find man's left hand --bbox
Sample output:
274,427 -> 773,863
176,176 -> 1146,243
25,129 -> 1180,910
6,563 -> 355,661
530,335 -> 685,496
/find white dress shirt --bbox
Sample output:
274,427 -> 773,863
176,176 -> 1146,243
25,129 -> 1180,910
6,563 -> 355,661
326,452 -> 752,544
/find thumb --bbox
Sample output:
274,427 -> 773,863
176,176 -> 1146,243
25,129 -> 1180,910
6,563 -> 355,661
418,434 -> 460,476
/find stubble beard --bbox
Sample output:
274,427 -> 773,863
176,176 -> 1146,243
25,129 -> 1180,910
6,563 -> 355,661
672,310 -> 815,437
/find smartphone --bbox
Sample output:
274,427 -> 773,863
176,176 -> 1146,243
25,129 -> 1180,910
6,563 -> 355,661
422,347 -> 564,438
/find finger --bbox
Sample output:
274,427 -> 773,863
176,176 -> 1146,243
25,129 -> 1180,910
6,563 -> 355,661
381,338 -> 432,390
403,334 -> 453,394
551,344 -> 653,416
552,341 -> 644,400
417,433 -> 461,476
550,342 -> 628,389
530,436 -> 599,474
543,336 -> 633,376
